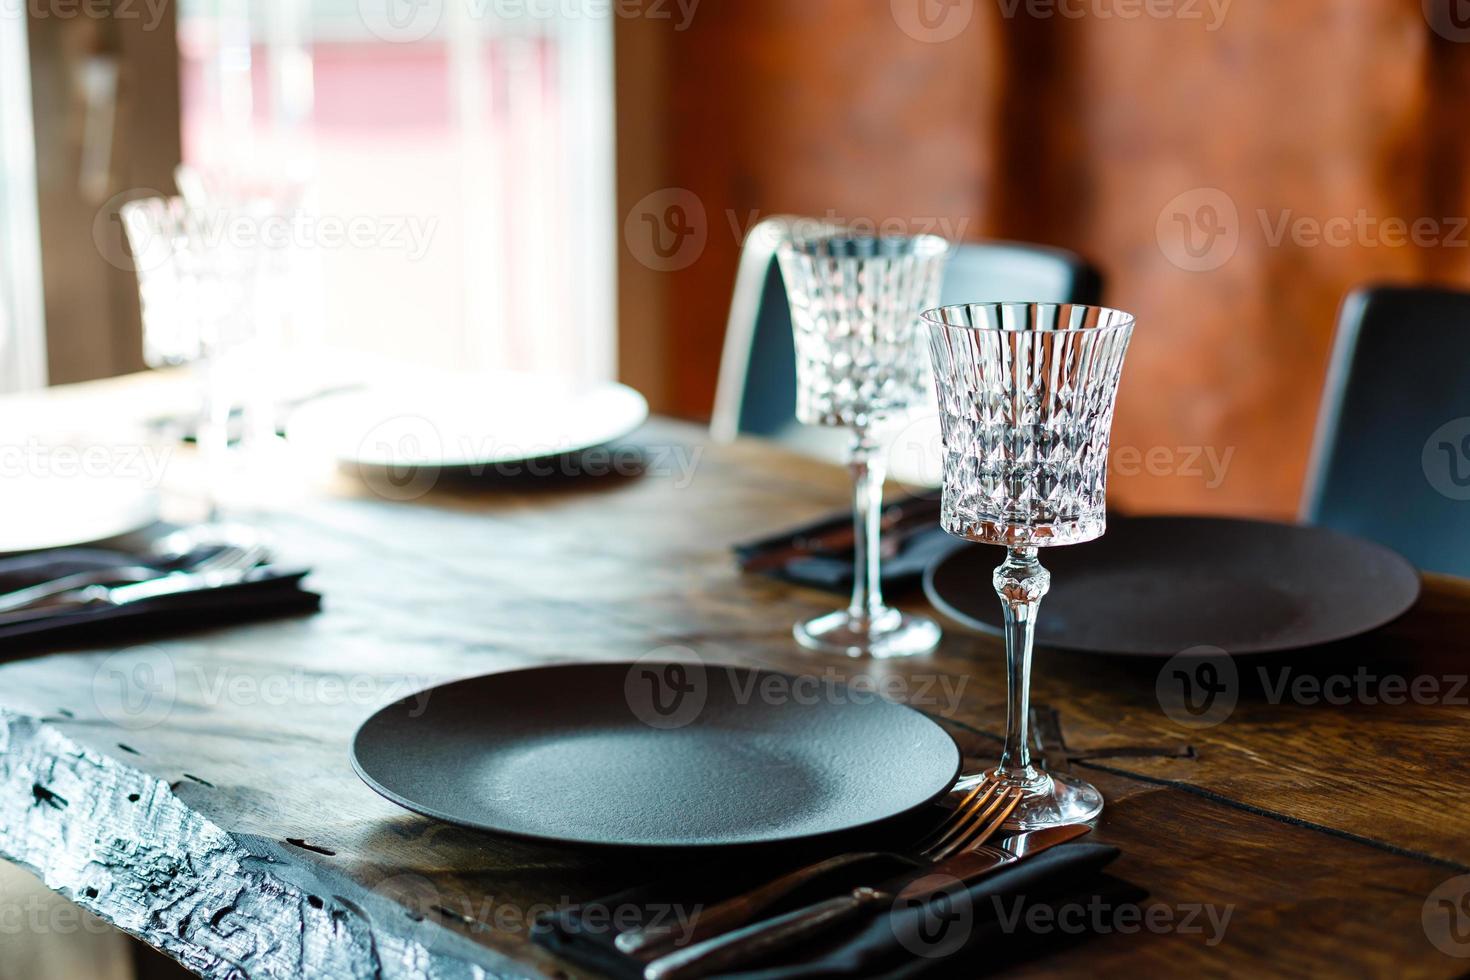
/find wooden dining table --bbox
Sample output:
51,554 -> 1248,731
0,374 -> 1468,978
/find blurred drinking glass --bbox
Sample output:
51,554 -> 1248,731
122,195 -> 259,526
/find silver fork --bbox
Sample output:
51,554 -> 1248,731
0,543 -> 266,614
633,777 -> 1025,980
615,776 -> 1024,960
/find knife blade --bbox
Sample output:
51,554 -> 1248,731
0,565 -> 301,626
642,824 -> 1092,980
894,822 -> 1090,902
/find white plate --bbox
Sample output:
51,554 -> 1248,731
286,374 -> 650,470
0,472 -> 159,554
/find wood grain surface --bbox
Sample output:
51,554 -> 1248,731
0,384 -> 1467,977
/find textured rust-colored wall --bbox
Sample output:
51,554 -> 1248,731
654,1 -> 999,409
622,0 -> 1470,518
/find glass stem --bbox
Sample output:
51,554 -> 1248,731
196,355 -> 229,524
847,427 -> 886,624
993,546 -> 1050,786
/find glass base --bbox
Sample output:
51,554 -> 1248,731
954,768 -> 1104,830
793,608 -> 941,659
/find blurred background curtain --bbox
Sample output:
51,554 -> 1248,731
618,0 -> 1470,519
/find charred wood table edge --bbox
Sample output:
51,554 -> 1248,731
0,708 -> 540,980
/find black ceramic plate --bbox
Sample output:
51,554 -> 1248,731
351,662 -> 961,847
924,516 -> 1421,656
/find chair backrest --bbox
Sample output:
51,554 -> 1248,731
710,219 -> 1104,442
1302,284 -> 1470,576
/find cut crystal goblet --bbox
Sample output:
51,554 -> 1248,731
923,302 -> 1135,827
777,229 -> 951,658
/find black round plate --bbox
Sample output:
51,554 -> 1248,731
351,662 -> 961,847
924,516 -> 1421,656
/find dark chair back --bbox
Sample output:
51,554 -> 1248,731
1302,284 -> 1470,576
711,226 -> 1104,442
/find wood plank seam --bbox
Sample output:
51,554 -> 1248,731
935,713 -> 1195,765
1073,759 -> 1470,874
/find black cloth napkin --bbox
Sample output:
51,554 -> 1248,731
0,545 -> 319,653
535,841 -> 1141,978
734,498 -> 960,596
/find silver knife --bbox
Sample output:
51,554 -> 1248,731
895,823 -> 1089,902
0,566 -> 284,625
643,824 -> 1091,980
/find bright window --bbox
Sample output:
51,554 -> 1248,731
177,0 -> 616,383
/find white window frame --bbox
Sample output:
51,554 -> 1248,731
0,12 -> 47,393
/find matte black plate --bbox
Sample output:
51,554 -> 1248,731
351,662 -> 961,848
924,516 -> 1421,656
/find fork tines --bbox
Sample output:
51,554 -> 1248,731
916,778 -> 1025,861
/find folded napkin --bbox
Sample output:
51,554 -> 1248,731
535,841 -> 1140,978
734,496 -> 959,596
0,542 -> 318,653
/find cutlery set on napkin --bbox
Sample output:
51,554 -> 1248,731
0,531 -> 317,650
734,494 -> 953,594
537,822 -> 1137,978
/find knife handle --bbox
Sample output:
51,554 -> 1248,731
617,850 -> 898,957
737,496 -> 941,573
642,887 -> 887,980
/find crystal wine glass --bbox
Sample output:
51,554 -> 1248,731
776,229 -> 950,658
922,302 -> 1135,827
121,196 -> 260,536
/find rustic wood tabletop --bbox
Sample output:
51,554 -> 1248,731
0,377 -> 1467,978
